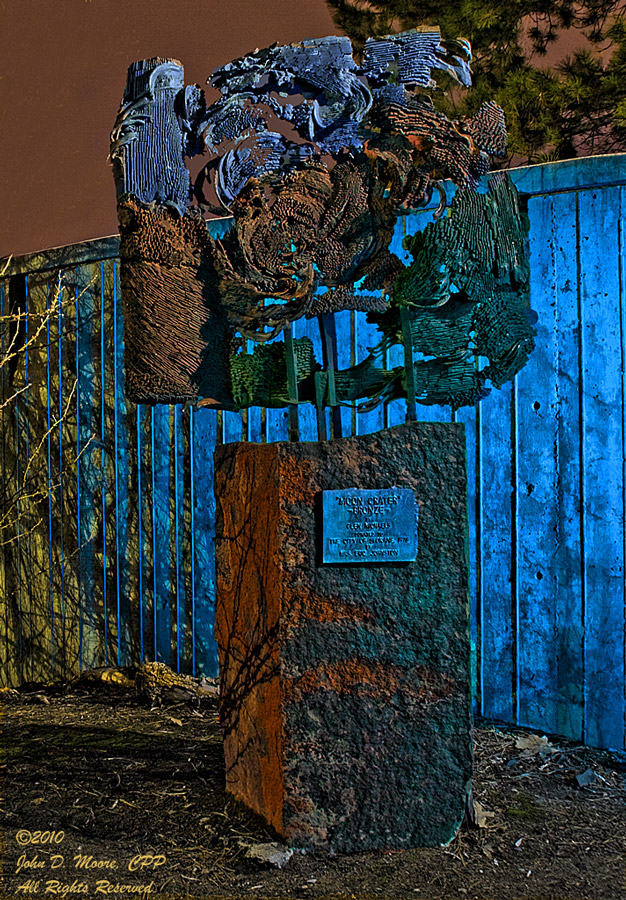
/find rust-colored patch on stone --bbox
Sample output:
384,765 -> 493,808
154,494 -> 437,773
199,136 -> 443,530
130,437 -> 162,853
283,658 -> 454,704
278,453 -> 318,506
214,443 -> 284,833
283,588 -> 375,628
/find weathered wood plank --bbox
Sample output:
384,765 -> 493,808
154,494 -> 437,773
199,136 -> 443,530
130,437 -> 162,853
100,261 -> 120,665
76,263 -> 104,669
619,186 -> 626,752
8,275 -> 34,683
552,193 -> 585,742
392,207 -> 452,426
25,272 -> 56,682
293,315 -> 325,442
181,405 -> 195,671
131,407 -> 144,658
516,195 -> 559,733
455,403 -> 479,710
510,155 -> 626,199
578,186 -> 626,750
479,380 -> 515,722
0,278 -> 20,686
0,280 -> 8,685
56,267 -> 82,681
191,406 -> 219,676
354,309 -> 385,436
53,271 -> 74,679
333,310 -> 354,436
139,405 -> 157,660
45,271 -> 69,680
152,404 -> 173,666
93,263 -> 110,666
386,214 -> 417,429
246,404 -> 265,444
112,261 -> 138,667
245,338 -> 266,444
348,311 -> 357,436
15,276 -> 33,683
266,364 -> 290,444
171,404 -> 186,672
223,409 -> 245,444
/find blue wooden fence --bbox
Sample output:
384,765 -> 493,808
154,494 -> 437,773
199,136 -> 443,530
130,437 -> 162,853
1,155 -> 625,751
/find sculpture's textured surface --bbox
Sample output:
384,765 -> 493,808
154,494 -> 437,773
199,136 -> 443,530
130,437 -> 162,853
117,198 -> 232,404
110,58 -> 191,214
111,29 -> 535,410
369,173 -> 535,409
214,423 -> 472,851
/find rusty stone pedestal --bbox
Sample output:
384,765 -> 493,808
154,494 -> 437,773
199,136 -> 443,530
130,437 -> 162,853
213,422 -> 472,853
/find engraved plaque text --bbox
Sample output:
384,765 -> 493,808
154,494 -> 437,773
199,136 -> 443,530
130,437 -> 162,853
322,488 -> 418,563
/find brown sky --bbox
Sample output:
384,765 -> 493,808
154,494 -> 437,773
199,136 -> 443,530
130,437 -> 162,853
0,0 -> 339,258
0,0 -> 595,260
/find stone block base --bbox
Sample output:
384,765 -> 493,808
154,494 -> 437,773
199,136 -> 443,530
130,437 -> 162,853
214,423 -> 471,852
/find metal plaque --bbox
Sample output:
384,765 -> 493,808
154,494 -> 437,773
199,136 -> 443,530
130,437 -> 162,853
322,488 -> 418,563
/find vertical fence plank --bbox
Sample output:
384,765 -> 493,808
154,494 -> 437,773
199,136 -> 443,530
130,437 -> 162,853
384,337 -> 407,429
456,404 -> 479,709
385,214 -> 415,429
56,273 -> 72,677
265,336 -> 290,443
579,186 -> 626,750
245,337 -> 266,444
0,279 -> 20,686
58,269 -> 90,677
93,262 -> 109,665
112,261 -> 138,667
246,404 -> 263,443
516,195 -> 559,733
223,409 -> 245,444
333,310 -> 354,436
133,404 -> 151,661
76,263 -> 103,669
45,275 -> 58,676
181,405 -> 195,671
20,275 -> 32,683
151,404 -> 173,665
400,205 -> 452,426
354,309 -> 385,436
552,193 -> 585,742
620,187 -> 626,752
480,380 -> 515,722
46,272 -> 67,679
171,404 -> 186,672
266,409 -> 290,443
59,267 -> 82,680
139,404 -> 156,660
24,273 -> 55,682
294,315 -> 324,442
191,406 -> 219,676
101,260 -> 119,664
0,280 -> 8,684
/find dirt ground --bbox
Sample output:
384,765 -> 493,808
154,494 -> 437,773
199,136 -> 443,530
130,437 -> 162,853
1,679 -> 625,900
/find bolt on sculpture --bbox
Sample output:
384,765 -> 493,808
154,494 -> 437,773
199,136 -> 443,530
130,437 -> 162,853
110,28 -> 536,427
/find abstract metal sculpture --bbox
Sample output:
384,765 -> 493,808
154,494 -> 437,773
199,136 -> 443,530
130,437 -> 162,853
111,28 -> 536,420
